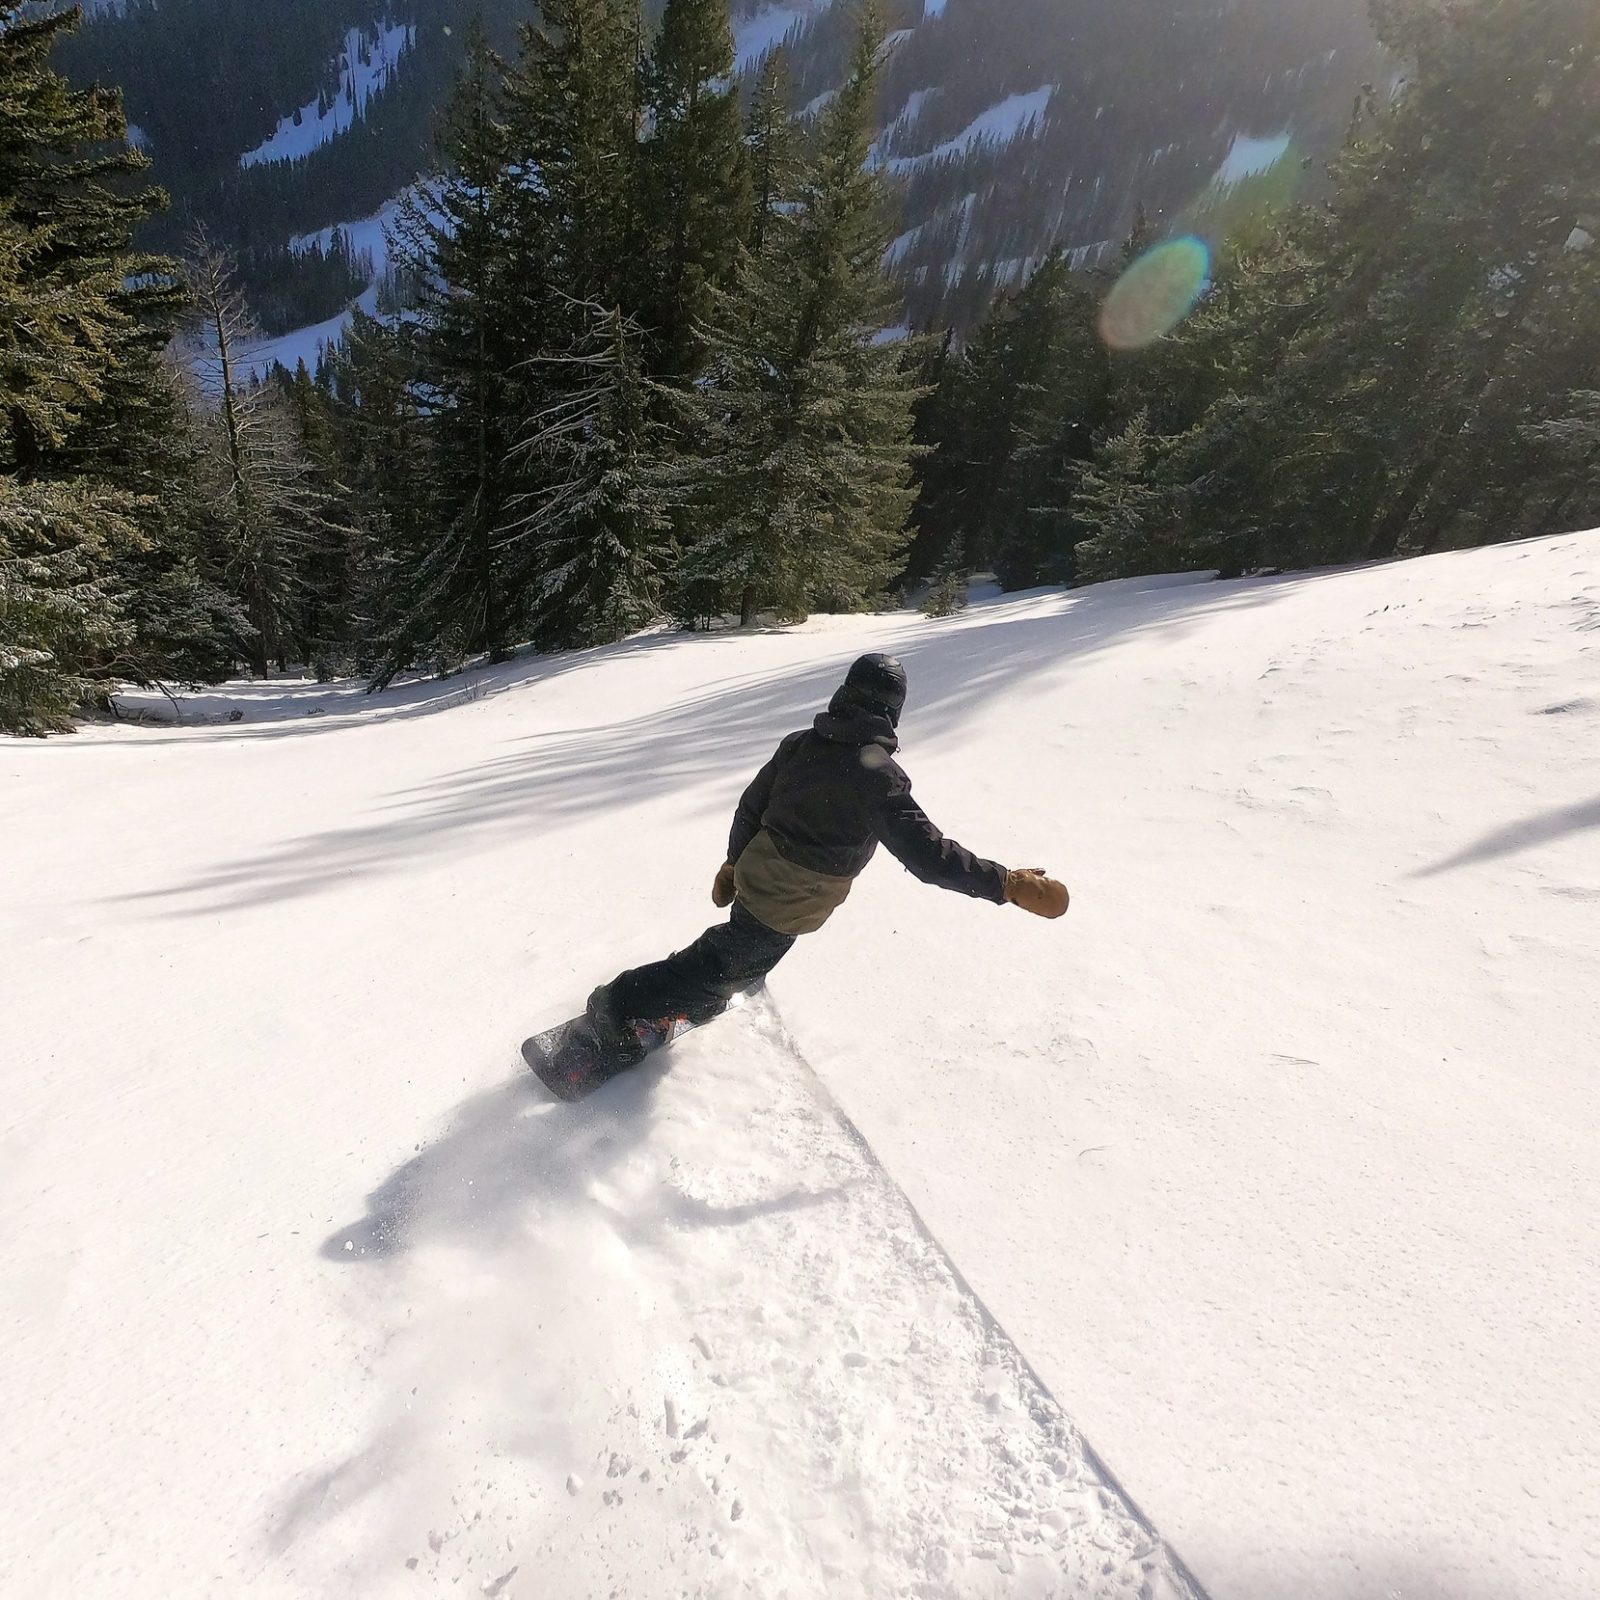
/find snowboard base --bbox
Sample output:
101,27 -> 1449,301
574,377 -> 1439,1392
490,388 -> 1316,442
522,1011 -> 696,1102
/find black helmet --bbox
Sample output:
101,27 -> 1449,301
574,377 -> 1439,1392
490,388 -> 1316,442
841,652 -> 908,725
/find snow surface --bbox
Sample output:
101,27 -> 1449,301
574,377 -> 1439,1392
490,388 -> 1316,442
1213,130 -> 1292,187
230,285 -> 380,386
290,196 -> 408,282
883,87 -> 1054,174
733,4 -> 811,73
240,23 -> 414,169
5,535 -> 1600,1597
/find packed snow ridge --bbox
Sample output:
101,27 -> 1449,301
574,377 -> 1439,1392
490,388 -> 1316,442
240,22 -> 415,169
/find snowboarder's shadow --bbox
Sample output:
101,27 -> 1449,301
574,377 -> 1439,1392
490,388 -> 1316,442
319,1064 -> 669,1265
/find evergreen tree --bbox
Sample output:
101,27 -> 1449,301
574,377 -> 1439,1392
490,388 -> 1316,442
676,8 -> 923,624
0,5 -> 203,732
98,352 -> 244,692
0,479 -> 132,734
979,253 -> 1111,587
636,0 -> 748,377
1071,412 -> 1169,583
901,329 -> 963,587
907,253 -> 1111,592
745,50 -> 797,258
504,305 -> 678,647
321,307 -> 435,676
373,24 -> 524,684
1200,0 -> 1600,566
1523,391 -> 1600,539
501,0 -> 643,318
281,358 -> 373,677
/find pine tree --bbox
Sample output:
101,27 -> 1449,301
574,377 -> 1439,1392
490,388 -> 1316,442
676,8 -> 922,624
0,5 -> 200,731
1523,391 -> 1600,538
281,358 -> 372,677
745,50 -> 797,257
1214,0 -> 1600,565
503,305 -> 678,647
973,253 -> 1112,588
373,24 -> 524,684
1072,413 -> 1169,583
902,329 -> 964,587
332,307 -> 434,642
636,0 -> 749,377
501,0 -> 643,319
98,352 -> 244,692
0,480 -> 132,734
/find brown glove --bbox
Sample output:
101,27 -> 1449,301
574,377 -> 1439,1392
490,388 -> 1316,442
712,861 -> 737,909
1004,867 -> 1070,920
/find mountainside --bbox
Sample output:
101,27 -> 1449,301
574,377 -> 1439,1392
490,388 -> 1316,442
61,0 -> 1380,344
4,532 -> 1597,1596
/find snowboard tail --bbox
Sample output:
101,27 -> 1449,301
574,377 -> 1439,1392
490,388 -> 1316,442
522,1011 -> 697,1102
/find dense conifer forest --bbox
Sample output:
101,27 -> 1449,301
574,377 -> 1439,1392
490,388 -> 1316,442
2,0 -> 1596,734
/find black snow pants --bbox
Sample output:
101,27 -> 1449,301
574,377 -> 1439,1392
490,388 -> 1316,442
607,903 -> 796,1027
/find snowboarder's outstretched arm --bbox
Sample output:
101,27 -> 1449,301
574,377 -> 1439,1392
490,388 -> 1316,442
870,763 -> 1009,903
870,758 -> 1069,918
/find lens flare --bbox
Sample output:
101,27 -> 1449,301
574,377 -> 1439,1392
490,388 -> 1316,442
1098,237 -> 1211,351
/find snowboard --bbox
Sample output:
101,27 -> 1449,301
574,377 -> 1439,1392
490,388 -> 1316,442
521,1011 -> 698,1102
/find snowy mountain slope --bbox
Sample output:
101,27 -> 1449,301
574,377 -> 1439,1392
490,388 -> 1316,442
63,0 -> 1381,340
239,22 -> 416,170
4,533 -> 1599,1597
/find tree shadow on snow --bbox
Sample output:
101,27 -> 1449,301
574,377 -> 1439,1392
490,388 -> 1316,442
1411,793 -> 1600,878
105,626 -> 704,743
119,571 -> 1334,917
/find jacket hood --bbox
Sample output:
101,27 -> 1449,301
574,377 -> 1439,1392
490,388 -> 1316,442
814,693 -> 900,753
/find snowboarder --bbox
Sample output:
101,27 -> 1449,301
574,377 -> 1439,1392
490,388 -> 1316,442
584,653 -> 1069,1065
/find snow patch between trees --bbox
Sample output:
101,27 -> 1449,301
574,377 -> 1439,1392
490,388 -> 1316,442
733,4 -> 814,73
289,197 -> 408,282
1212,130 -> 1292,187
881,86 -> 1054,174
239,22 -> 415,169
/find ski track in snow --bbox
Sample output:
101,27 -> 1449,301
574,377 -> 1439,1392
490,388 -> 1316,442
276,999 -> 1199,1599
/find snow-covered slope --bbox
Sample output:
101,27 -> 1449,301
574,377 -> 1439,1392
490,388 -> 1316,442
66,0 -> 1381,343
239,22 -> 415,169
4,534 -> 1599,1597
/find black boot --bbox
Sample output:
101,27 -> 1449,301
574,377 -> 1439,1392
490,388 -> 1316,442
586,985 -> 646,1066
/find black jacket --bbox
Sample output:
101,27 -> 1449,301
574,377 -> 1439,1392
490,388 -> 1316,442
728,698 -> 1008,904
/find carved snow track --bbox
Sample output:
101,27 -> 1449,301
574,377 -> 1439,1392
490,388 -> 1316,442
289,997 -> 1205,1598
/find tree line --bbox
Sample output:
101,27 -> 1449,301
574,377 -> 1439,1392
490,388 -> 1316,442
2,0 -> 1595,736
907,0 -> 1599,598
3,0 -> 923,729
